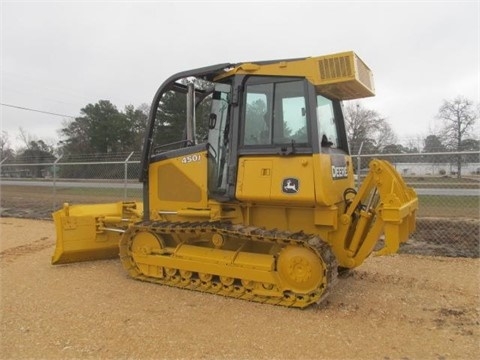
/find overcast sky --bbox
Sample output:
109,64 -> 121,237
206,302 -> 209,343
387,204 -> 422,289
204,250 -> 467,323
1,0 -> 479,150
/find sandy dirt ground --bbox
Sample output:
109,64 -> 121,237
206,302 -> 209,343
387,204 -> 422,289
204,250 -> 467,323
0,217 -> 479,360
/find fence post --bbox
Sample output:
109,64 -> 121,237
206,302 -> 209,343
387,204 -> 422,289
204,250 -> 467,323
53,155 -> 63,211
0,156 -> 8,181
124,152 -> 134,200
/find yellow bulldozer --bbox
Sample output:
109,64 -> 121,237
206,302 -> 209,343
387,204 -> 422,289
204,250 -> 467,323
52,51 -> 418,308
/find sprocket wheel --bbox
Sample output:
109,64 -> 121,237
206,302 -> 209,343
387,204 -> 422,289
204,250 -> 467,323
276,245 -> 325,293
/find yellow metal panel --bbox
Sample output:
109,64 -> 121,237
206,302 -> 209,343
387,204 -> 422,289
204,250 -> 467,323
314,206 -> 338,228
174,244 -> 275,271
216,51 -> 374,100
158,163 -> 202,202
236,156 -> 315,205
235,159 -> 272,202
149,150 -> 208,212
132,249 -> 277,284
235,252 -> 275,271
269,157 -> 315,204
312,153 -> 355,206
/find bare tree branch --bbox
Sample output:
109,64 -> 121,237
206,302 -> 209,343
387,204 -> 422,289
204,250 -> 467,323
437,96 -> 479,177
344,102 -> 397,154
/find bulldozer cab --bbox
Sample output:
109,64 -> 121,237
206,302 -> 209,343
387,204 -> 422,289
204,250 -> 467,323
142,52 -> 374,218
208,77 -> 349,196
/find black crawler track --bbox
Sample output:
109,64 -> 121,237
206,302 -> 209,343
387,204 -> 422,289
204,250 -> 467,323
119,221 -> 338,308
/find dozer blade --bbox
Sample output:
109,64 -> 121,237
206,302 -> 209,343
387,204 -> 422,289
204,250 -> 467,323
51,202 -> 142,265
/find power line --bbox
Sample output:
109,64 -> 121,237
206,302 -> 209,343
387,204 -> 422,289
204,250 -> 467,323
0,103 -> 77,118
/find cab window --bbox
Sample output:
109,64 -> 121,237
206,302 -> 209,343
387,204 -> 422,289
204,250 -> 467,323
317,95 -> 339,148
243,79 -> 309,146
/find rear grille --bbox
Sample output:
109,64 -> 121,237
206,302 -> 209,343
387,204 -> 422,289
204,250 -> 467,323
315,52 -> 374,99
355,56 -> 373,90
318,55 -> 353,80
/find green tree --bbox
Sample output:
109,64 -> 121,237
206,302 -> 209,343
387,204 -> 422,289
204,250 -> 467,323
423,134 -> 446,153
382,144 -> 407,154
16,140 -> 56,177
124,103 -> 149,150
459,138 -> 480,163
59,116 -> 91,154
423,134 -> 448,167
60,100 -> 135,154
87,100 -> 133,153
151,79 -> 215,151
152,90 -> 187,150
459,138 -> 480,151
381,144 -> 410,163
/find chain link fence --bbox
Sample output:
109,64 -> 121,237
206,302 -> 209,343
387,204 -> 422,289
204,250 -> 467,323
0,152 -> 143,215
353,151 -> 479,258
1,151 -> 479,258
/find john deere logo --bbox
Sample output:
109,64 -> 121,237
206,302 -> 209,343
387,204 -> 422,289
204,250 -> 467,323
282,178 -> 299,194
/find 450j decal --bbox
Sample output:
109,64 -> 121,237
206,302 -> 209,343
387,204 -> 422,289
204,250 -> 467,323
181,154 -> 202,164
